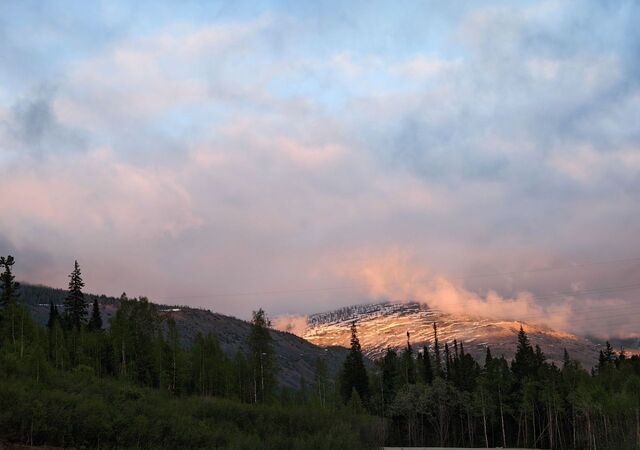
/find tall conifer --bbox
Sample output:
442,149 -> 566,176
88,298 -> 103,331
64,260 -> 87,330
340,321 -> 370,404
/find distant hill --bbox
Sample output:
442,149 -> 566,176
18,283 -> 352,389
302,302 -> 601,369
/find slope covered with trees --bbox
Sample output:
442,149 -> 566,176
0,256 -> 379,449
19,282 -> 353,390
1,255 -> 639,449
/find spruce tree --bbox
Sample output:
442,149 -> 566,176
340,321 -> 370,404
0,255 -> 20,308
88,298 -> 103,331
485,346 -> 493,368
401,331 -> 416,384
511,325 -> 536,381
432,322 -> 442,376
0,255 -> 21,346
381,347 -> 398,407
64,260 -> 87,330
422,345 -> 433,384
444,342 -> 451,379
562,348 -> 571,369
47,302 -> 60,329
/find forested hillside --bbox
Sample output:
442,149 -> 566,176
1,256 -> 639,449
19,283 -> 352,389
0,257 -> 379,449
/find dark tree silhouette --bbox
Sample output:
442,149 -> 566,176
64,260 -> 87,330
511,325 -> 536,382
88,298 -> 103,331
340,321 -> 370,404
421,344 -> 433,384
0,255 -> 19,306
432,322 -> 442,376
47,301 -> 60,329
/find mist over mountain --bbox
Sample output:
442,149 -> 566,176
279,302 -> 603,369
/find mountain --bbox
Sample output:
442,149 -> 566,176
19,283 -> 351,389
301,302 -> 601,368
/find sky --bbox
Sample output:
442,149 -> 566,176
1,1 -> 639,337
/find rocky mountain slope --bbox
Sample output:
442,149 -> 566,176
19,284 -> 350,389
303,302 -> 601,368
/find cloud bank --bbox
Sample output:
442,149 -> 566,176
0,1 -> 639,337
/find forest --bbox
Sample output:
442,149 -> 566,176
1,254 -> 639,449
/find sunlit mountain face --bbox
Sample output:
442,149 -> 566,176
297,302 -> 600,368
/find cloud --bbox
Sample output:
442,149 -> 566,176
272,314 -> 308,337
0,1 -> 639,339
1,86 -> 86,158
334,250 -> 639,339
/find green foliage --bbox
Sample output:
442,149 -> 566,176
340,321 -> 370,404
0,256 -> 380,449
64,260 -> 87,330
88,298 -> 103,331
0,362 -> 379,449
0,255 -> 20,307
248,308 -> 277,403
3,255 -> 640,449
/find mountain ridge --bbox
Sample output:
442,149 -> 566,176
301,301 -> 601,368
18,283 -> 352,389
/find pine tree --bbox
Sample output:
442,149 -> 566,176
64,260 -> 87,330
563,348 -> 571,369
381,347 -> 398,408
46,302 -> 60,329
485,346 -> 493,368
0,255 -> 20,307
340,321 -> 370,404
433,322 -> 442,377
88,298 -> 103,331
0,255 -> 21,347
444,342 -> 451,379
511,325 -> 536,381
401,331 -> 416,384
422,345 -> 433,384
534,344 -> 546,371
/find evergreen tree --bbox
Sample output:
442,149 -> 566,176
381,347 -> 399,408
444,342 -> 451,379
88,298 -> 103,331
534,344 -> 546,372
432,322 -> 442,376
484,346 -> 493,368
0,255 -> 20,307
248,308 -> 276,403
46,302 -> 60,329
64,260 -> 87,330
597,341 -> 616,373
340,321 -> 370,404
400,331 -> 416,384
0,255 -> 21,347
422,345 -> 433,384
511,325 -> 536,381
